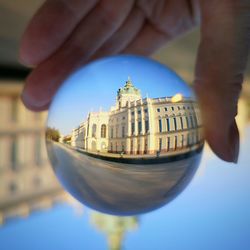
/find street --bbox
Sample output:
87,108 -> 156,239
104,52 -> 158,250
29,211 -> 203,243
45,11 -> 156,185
47,141 -> 202,215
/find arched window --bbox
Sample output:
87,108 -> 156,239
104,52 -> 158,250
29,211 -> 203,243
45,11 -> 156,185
101,124 -> 106,138
92,124 -> 97,137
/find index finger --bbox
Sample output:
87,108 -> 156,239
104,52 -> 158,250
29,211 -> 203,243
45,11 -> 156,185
19,0 -> 99,66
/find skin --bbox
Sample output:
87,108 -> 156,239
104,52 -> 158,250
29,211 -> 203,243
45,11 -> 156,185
19,0 -> 250,163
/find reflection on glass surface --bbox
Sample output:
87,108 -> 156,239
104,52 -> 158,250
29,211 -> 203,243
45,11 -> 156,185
46,55 -> 204,215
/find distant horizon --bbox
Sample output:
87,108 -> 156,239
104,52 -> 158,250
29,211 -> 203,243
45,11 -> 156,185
47,55 -> 194,135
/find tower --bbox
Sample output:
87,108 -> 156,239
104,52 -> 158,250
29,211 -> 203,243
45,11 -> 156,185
116,77 -> 141,109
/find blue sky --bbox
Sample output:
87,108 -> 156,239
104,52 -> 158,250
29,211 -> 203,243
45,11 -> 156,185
47,55 -> 194,135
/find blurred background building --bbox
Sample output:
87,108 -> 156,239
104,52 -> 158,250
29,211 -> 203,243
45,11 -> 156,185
0,79 -> 67,224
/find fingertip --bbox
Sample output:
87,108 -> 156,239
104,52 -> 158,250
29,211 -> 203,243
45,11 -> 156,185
205,119 -> 239,164
21,75 -> 51,112
21,90 -> 50,112
18,50 -> 36,68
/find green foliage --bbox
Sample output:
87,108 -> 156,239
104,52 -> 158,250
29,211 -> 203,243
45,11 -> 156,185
46,127 -> 60,142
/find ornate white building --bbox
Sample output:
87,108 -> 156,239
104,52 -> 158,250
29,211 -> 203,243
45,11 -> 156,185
71,78 -> 203,156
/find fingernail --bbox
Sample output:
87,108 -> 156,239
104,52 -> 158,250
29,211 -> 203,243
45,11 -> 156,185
228,120 -> 239,163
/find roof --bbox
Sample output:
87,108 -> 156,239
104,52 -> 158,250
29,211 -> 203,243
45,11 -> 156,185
117,77 -> 141,97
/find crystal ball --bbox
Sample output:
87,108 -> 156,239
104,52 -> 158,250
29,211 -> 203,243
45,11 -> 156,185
46,55 -> 204,215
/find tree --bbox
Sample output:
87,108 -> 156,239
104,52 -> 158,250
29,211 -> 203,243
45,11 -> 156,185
46,127 -> 60,142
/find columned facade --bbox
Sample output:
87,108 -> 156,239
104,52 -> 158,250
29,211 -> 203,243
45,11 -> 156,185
70,78 -> 203,156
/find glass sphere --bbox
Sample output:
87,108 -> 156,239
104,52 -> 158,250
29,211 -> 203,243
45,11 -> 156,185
46,55 -> 204,215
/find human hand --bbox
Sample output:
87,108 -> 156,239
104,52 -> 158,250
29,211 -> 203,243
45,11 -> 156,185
19,0 -> 250,163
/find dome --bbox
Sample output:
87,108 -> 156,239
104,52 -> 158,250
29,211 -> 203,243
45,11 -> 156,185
117,77 -> 141,97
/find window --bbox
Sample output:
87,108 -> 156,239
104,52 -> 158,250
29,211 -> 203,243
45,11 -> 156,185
110,143 -> 113,152
9,181 -> 18,194
167,137 -> 170,151
190,116 -> 194,128
111,127 -> 114,138
157,108 -> 160,112
158,119 -> 162,132
11,135 -> 18,171
159,138 -> 162,151
166,118 -> 170,132
122,126 -> 125,138
138,121 -> 142,134
186,117 -> 189,129
173,117 -> 177,131
122,143 -> 125,152
193,114 -> 198,127
145,120 -> 149,132
180,117 -> 184,130
144,109 -> 148,113
122,116 -> 125,120
138,110 -> 141,115
171,107 -> 174,111
144,138 -> 148,153
131,111 -> 134,115
181,134 -> 184,147
116,125 -> 119,137
131,140 -> 133,153
174,136 -> 178,149
178,106 -> 180,110
164,107 -> 168,111
92,124 -> 97,137
101,124 -> 106,138
131,122 -> 135,134
187,133 -> 190,145
137,141 -> 140,154
196,131 -> 199,142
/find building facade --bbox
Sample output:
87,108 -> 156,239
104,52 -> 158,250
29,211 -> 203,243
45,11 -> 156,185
71,78 -> 203,156
0,80 -> 67,224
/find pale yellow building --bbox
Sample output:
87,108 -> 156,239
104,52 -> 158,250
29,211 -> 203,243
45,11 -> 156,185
0,80 -> 68,224
71,78 -> 203,156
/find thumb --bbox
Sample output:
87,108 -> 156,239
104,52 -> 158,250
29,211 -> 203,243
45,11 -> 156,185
194,0 -> 250,163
